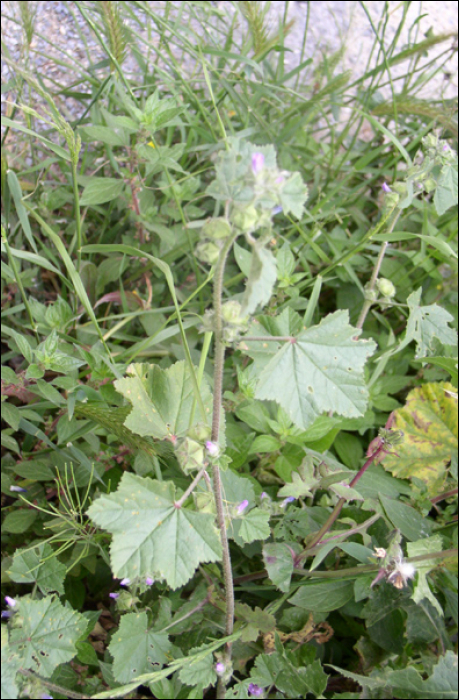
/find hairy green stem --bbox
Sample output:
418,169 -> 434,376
211,233 -> 238,699
174,468 -> 207,509
356,210 -> 401,329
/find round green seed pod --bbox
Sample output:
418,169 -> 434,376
231,205 -> 259,232
221,300 -> 244,325
176,437 -> 206,473
188,423 -> 211,442
202,217 -> 232,240
377,278 -> 396,298
195,240 -> 220,265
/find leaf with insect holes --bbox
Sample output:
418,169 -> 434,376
8,595 -> 86,678
1,626 -> 22,700
109,611 -> 172,683
242,309 -> 376,431
405,288 -> 457,358
8,542 -> 66,595
114,361 -> 213,441
86,473 -> 222,590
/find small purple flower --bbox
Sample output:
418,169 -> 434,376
248,683 -> 264,697
443,143 -> 450,151
215,662 -> 225,675
260,492 -> 269,500
4,596 -> 16,608
251,152 -> 265,174
280,496 -> 295,507
9,485 -> 27,492
119,578 -> 131,586
381,182 -> 392,193
145,577 -> 154,586
237,499 -> 249,515
272,205 -> 283,215
109,592 -> 120,600
1,610 -> 13,619
206,441 -> 220,458
41,694 -> 54,699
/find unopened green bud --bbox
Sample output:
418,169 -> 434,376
188,423 -> 211,442
176,437 -> 205,473
364,285 -> 378,303
194,490 -> 216,514
195,240 -> 220,265
377,278 -> 396,298
232,205 -> 259,232
424,178 -> 436,193
385,191 -> 400,208
202,217 -> 232,240
221,300 -> 245,325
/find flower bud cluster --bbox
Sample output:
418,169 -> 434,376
221,300 -> 249,342
195,217 -> 233,265
174,423 -> 212,474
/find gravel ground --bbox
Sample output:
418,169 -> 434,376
1,1 -> 458,120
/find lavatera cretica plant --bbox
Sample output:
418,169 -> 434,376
85,138 -> 379,697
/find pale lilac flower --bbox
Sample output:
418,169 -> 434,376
206,441 -> 220,458
41,695 -> 54,699
272,205 -> 283,215
237,499 -> 249,515
248,683 -> 264,697
260,492 -> 269,500
145,577 -> 154,586
280,496 -> 295,507
381,182 -> 392,193
251,152 -> 265,174
215,662 -> 225,675
9,485 -> 27,492
120,578 -> 131,586
275,175 -> 284,184
109,592 -> 119,600
4,596 -> 16,607
443,143 -> 450,151
1,610 -> 13,618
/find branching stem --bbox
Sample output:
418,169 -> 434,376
356,210 -> 401,329
297,442 -> 388,561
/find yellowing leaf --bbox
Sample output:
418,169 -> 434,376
381,382 -> 458,496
